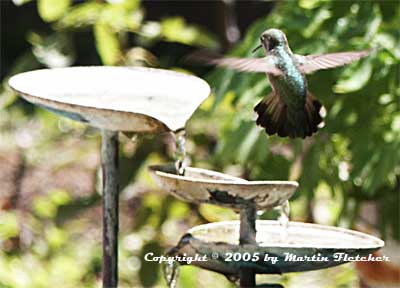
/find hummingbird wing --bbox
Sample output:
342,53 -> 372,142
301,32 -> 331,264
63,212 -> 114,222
295,50 -> 370,74
185,51 -> 282,75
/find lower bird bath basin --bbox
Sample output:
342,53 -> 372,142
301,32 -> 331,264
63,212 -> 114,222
169,220 -> 384,275
149,164 -> 298,210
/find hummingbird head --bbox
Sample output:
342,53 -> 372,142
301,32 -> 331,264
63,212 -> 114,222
252,29 -> 288,54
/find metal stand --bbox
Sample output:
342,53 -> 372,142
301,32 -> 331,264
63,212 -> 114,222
239,204 -> 257,287
101,130 -> 119,288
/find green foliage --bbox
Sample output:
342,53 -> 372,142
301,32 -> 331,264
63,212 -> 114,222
2,0 -> 218,81
207,1 -> 400,239
50,0 -> 217,66
1,0 -> 399,287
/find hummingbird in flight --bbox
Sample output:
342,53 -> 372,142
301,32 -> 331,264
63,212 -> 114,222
189,29 -> 370,138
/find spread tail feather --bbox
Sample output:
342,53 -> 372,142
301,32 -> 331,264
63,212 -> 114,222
254,92 -> 324,138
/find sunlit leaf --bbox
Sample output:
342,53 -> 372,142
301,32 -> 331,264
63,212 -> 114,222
333,60 -> 373,93
28,32 -> 75,68
0,212 -> 19,240
38,0 -> 70,22
160,17 -> 218,48
33,196 -> 57,218
100,3 -> 143,32
94,22 -> 121,65
198,204 -> 238,222
299,0 -> 324,10
303,9 -> 331,38
46,226 -> 67,249
49,189 -> 71,206
12,0 -> 32,6
140,21 -> 161,39
57,2 -> 103,29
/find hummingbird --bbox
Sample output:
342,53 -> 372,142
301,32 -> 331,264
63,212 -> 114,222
189,29 -> 370,138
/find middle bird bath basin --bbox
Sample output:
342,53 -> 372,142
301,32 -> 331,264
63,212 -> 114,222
149,164 -> 298,210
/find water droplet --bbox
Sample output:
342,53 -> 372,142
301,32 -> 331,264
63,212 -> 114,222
172,130 -> 187,175
277,200 -> 290,242
163,260 -> 180,288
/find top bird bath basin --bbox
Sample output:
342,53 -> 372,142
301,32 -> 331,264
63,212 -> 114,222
8,66 -> 210,133
8,66 -> 211,288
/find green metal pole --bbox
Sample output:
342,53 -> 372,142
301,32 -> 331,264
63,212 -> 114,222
101,130 -> 119,288
239,204 -> 257,287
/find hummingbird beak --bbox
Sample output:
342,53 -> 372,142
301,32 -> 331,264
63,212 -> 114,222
252,44 -> 262,53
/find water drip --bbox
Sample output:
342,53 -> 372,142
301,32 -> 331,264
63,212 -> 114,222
163,260 -> 180,288
277,200 -> 290,242
172,130 -> 187,175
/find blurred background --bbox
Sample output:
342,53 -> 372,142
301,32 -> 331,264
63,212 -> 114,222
0,0 -> 399,287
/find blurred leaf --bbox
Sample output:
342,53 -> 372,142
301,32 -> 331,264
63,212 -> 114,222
140,21 -> 162,39
49,189 -> 71,206
0,212 -> 19,240
12,0 -> 32,6
57,2 -> 103,29
100,3 -> 143,32
139,241 -> 162,287
198,204 -> 238,222
33,196 -> 57,218
94,22 -> 121,65
28,32 -> 75,68
168,201 -> 190,219
361,143 -> 400,193
237,126 -> 261,164
303,8 -> 331,38
106,0 -> 141,10
178,266 -> 199,288
299,0 -> 324,10
45,226 -> 67,249
119,137 -> 161,190
0,50 -> 40,108
38,0 -> 70,22
56,193 -> 100,225
123,47 -> 158,67
334,60 -> 373,93
160,17 -> 218,48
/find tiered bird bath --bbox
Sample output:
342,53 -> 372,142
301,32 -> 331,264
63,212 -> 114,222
9,67 -> 384,288
8,66 -> 210,288
149,164 -> 384,287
